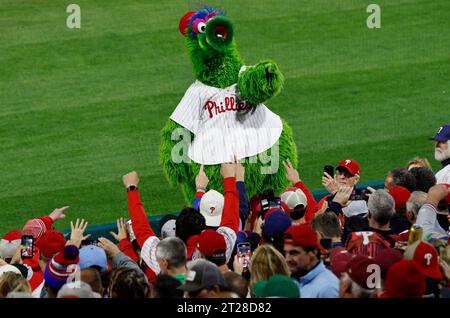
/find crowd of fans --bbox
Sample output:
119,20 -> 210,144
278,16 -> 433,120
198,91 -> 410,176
0,124 -> 450,298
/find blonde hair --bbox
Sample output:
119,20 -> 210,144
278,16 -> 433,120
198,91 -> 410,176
0,272 -> 31,298
406,157 -> 432,170
248,244 -> 289,288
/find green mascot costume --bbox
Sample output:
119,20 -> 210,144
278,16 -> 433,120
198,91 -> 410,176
160,6 -> 298,202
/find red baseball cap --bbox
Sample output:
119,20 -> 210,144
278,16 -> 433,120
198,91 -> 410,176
195,230 -> 226,258
389,186 -> 411,210
330,246 -> 354,278
284,225 -> 323,251
374,248 -> 403,279
381,260 -> 426,298
403,240 -> 442,279
346,255 -> 377,290
37,230 -> 66,259
2,230 -> 22,241
337,159 -> 360,176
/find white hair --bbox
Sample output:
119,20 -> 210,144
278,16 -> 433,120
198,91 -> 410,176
155,237 -> 187,268
406,191 -> 427,218
435,140 -> 450,162
367,190 -> 395,226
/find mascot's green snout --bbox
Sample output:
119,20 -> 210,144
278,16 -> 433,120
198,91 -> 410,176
160,6 -> 298,202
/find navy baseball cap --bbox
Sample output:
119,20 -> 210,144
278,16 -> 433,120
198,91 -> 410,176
431,124 -> 450,142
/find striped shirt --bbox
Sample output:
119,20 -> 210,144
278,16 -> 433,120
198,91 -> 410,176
170,75 -> 283,164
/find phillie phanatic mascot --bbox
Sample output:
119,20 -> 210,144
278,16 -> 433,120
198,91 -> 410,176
160,6 -> 298,201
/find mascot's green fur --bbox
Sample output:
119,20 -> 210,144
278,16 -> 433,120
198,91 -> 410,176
160,6 -> 298,202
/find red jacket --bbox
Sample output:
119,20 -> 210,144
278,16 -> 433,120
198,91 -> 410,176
293,181 -> 319,224
127,177 -> 239,274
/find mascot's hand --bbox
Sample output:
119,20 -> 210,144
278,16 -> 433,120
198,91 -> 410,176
238,59 -> 284,106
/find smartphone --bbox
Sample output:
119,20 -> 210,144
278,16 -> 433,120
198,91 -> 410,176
126,220 -> 136,242
320,238 -> 332,250
350,188 -> 369,201
237,242 -> 251,271
21,235 -> 34,259
260,197 -> 281,212
324,165 -> 334,178
259,197 -> 282,220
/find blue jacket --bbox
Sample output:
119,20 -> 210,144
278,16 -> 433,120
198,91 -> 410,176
296,261 -> 339,298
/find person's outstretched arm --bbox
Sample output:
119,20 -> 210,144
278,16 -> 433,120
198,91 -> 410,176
216,162 -> 239,263
416,184 -> 450,239
236,163 -> 250,228
192,165 -> 208,210
123,171 -> 160,274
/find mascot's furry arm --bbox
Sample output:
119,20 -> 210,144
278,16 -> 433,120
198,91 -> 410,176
238,60 -> 284,107
160,6 -> 297,202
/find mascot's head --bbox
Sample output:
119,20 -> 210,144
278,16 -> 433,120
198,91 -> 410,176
179,6 -> 234,52
178,6 -> 243,87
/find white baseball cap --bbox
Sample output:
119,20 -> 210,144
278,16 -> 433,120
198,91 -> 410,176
280,188 -> 307,211
199,190 -> 224,227
161,219 -> 177,238
0,230 -> 22,260
0,264 -> 21,278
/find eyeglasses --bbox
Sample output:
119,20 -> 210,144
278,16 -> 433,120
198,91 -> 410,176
335,169 -> 354,179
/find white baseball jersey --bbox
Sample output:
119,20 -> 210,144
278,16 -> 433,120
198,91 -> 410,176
170,69 -> 282,165
436,165 -> 450,184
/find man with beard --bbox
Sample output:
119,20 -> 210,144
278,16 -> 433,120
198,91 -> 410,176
433,124 -> 450,184
283,225 -> 339,298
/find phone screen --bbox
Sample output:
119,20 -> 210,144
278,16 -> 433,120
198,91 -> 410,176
260,197 -> 282,216
237,242 -> 251,270
350,189 -> 369,201
126,220 -> 136,242
21,235 -> 34,259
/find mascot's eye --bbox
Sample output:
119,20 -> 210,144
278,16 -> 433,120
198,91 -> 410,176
197,22 -> 206,34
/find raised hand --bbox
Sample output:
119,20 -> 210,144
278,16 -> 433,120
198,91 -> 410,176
195,165 -> 209,191
123,171 -> 139,188
332,186 -> 353,206
235,161 -> 245,182
221,157 -> 237,179
110,218 -> 128,242
283,159 -> 300,184
315,201 -> 329,216
97,237 -> 121,259
68,218 -> 91,247
49,206 -> 70,222
10,245 -> 23,265
322,172 -> 338,194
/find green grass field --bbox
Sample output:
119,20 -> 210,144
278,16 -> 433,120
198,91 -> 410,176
1,0 -> 449,234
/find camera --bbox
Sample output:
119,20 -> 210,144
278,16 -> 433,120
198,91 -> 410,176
349,188 -> 369,201
259,196 -> 282,219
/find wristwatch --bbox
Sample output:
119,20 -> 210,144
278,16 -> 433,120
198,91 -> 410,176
127,185 -> 138,192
